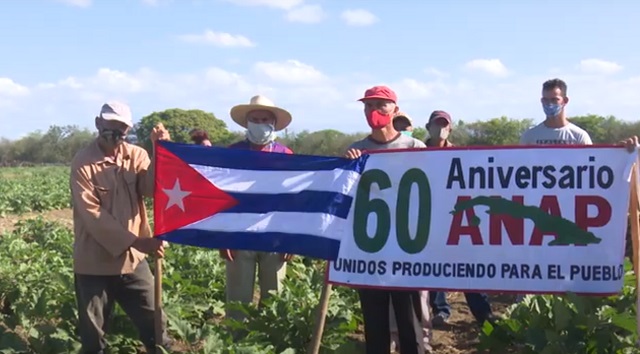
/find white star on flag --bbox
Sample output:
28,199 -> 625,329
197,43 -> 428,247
163,178 -> 192,212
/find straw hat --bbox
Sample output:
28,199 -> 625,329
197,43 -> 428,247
229,95 -> 292,131
394,111 -> 413,125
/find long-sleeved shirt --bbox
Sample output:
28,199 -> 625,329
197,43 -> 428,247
69,139 -> 154,275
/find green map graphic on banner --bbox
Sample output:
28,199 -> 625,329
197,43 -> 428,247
450,196 -> 602,246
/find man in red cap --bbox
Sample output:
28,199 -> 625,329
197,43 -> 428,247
345,85 -> 427,354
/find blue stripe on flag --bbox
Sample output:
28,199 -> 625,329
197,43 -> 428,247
157,230 -> 341,260
223,191 -> 352,219
158,141 -> 368,172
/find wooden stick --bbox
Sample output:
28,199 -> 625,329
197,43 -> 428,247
151,136 -> 165,349
154,257 -> 164,348
307,279 -> 332,354
629,165 -> 640,278
628,164 -> 640,347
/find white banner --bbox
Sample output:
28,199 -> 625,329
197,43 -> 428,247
327,146 -> 637,295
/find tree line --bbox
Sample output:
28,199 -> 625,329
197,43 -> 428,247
0,108 -> 638,166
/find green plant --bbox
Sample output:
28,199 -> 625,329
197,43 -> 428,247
0,167 -> 71,216
0,213 -> 363,353
4,166 -> 640,354
478,260 -> 640,354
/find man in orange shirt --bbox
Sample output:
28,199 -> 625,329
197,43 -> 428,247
70,101 -> 174,354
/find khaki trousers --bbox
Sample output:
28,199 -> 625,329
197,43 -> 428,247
225,250 -> 287,322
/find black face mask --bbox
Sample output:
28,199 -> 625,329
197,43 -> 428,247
99,128 -> 125,146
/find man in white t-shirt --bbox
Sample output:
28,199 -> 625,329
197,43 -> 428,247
518,78 -> 590,302
518,79 -> 638,303
520,78 -> 592,145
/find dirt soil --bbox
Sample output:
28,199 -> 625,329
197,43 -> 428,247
429,292 -> 514,354
0,209 -> 74,233
1,209 -> 515,354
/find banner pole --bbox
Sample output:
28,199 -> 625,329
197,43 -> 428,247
628,163 -> 640,347
307,270 -> 332,354
151,134 -> 164,350
154,257 -> 164,348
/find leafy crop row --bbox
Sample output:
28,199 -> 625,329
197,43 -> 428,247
479,263 -> 640,353
0,217 -> 363,353
2,166 -> 640,353
0,167 -> 71,216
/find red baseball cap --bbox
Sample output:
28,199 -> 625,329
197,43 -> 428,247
358,85 -> 397,103
428,110 -> 452,124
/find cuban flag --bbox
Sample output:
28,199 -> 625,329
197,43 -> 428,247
153,141 -> 366,260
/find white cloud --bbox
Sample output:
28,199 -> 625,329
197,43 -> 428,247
44,68 -> 147,94
340,9 -> 378,27
140,0 -> 171,4
424,67 -> 449,79
177,30 -> 255,47
577,59 -> 623,75
285,4 -> 326,24
90,68 -> 149,93
36,67 -> 267,101
0,78 -> 30,97
464,59 -> 510,77
37,77 -> 83,90
393,79 -> 451,101
202,67 -> 266,99
56,0 -> 166,8
253,60 -> 327,84
224,0 -> 303,10
55,0 -> 91,7
4,62 -> 640,141
34,68 -> 156,111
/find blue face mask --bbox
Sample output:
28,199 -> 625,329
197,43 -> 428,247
542,103 -> 563,118
401,131 -> 413,137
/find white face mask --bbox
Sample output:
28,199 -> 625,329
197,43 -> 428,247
246,121 -> 276,145
429,126 -> 450,140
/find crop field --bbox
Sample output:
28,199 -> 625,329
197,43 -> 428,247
0,166 -> 639,353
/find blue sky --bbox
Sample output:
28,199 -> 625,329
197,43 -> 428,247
1,0 -> 639,140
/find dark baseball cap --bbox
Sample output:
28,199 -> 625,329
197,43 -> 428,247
428,110 -> 452,125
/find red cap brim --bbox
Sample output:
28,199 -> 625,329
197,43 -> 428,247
357,95 -> 395,102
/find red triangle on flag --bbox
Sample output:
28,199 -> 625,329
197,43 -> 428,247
153,143 -> 238,235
